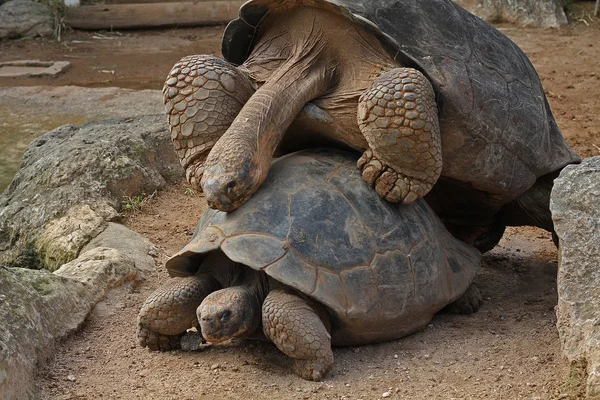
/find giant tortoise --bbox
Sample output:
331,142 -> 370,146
137,149 -> 482,381
163,0 -> 579,250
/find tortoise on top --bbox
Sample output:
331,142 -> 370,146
163,0 -> 579,248
138,149 -> 482,381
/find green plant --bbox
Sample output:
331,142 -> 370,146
34,0 -> 67,41
1,242 -> 42,270
559,360 -> 587,399
564,0 -> 575,14
120,190 -> 157,214
184,187 -> 196,196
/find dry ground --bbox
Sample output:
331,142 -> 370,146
0,10 -> 598,400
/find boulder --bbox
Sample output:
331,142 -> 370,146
0,115 -> 183,265
37,204 -> 118,271
470,0 -> 568,28
81,222 -> 157,274
550,156 -> 600,397
0,0 -> 53,39
0,247 -> 137,400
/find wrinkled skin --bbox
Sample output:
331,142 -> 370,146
165,7 -> 442,213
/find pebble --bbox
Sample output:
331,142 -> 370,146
66,375 -> 76,382
382,392 -> 391,398
181,331 -> 204,351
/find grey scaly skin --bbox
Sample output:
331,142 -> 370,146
163,55 -> 254,191
138,256 -> 335,381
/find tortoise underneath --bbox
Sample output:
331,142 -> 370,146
137,149 -> 482,381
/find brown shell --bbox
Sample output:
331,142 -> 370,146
222,0 -> 579,205
167,149 -> 481,345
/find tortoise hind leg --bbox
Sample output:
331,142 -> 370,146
444,283 -> 483,315
262,289 -> 333,381
500,171 -> 556,234
164,55 -> 255,190
137,274 -> 221,351
357,68 -> 441,204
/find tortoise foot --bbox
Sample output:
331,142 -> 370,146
138,325 -> 182,351
444,284 -> 483,315
292,358 -> 333,382
262,289 -> 334,381
358,149 -> 428,204
357,67 -> 441,203
136,274 -> 221,351
163,54 -> 255,190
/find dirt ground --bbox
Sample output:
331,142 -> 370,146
0,8 -> 598,400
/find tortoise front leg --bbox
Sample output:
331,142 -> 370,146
357,68 -> 441,204
137,274 -> 221,351
163,55 -> 255,190
262,289 -> 333,381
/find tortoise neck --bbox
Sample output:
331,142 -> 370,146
200,24 -> 336,212
238,265 -> 270,307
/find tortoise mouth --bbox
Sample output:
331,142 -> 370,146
201,321 -> 254,344
201,328 -> 227,344
201,155 -> 263,212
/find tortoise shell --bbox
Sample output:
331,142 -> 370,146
167,149 -> 481,345
221,0 -> 579,205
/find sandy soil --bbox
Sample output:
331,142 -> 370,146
0,9 -> 596,400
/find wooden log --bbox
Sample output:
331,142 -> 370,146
88,0 -> 229,5
65,1 -> 245,30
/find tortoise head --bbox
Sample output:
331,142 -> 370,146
197,286 -> 261,343
201,147 -> 266,213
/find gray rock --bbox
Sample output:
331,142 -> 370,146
82,222 -> 157,274
0,86 -> 163,194
0,60 -> 71,78
54,246 -> 138,290
550,156 -> 600,397
473,0 -> 568,28
0,247 -> 137,400
0,115 -> 183,264
37,204 -> 118,271
0,0 -> 53,39
181,331 -> 205,351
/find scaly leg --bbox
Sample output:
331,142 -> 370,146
262,289 -> 333,381
444,284 -> 483,315
137,274 -> 221,351
163,55 -> 255,189
357,68 -> 441,204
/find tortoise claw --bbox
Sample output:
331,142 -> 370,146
138,325 -> 182,352
358,149 -> 426,204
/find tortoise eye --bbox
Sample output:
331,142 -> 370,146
220,310 -> 231,322
226,181 -> 236,194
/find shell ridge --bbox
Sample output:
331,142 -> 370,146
286,244 -> 340,276
256,248 -> 289,271
324,161 -> 353,183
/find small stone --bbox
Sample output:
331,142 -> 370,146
211,363 -> 220,370
66,375 -> 76,382
382,392 -> 391,398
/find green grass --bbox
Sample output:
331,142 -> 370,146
120,190 -> 157,214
